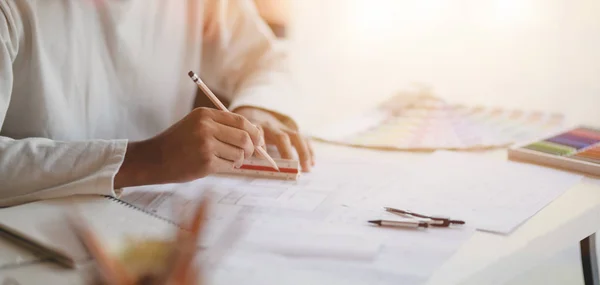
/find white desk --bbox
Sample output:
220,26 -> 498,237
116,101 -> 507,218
1,142 -> 599,285
310,143 -> 600,285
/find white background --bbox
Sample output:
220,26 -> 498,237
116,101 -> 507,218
284,0 -> 600,129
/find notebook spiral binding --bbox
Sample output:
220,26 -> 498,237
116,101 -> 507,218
103,195 -> 186,230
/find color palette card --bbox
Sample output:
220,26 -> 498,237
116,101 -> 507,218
509,126 -> 600,176
311,95 -> 564,151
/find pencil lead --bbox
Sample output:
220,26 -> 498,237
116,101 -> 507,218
368,220 -> 382,226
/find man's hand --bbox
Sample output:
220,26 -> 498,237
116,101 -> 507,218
114,107 -> 264,188
234,107 -> 315,172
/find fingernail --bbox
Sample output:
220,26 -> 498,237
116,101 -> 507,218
303,163 -> 311,172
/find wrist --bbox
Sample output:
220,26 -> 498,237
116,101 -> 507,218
114,140 -> 155,189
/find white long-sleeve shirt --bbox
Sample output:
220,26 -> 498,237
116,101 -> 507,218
0,0 -> 297,207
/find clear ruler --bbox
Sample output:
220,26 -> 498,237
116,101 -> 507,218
219,157 -> 300,180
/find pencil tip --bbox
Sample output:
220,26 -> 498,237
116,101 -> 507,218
368,220 -> 381,226
188,71 -> 195,78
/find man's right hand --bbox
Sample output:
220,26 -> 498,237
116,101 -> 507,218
114,107 -> 264,189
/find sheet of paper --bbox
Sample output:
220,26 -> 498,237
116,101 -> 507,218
240,227 -> 382,261
119,154 -> 474,285
351,151 -> 582,234
209,205 -> 474,285
120,182 -> 245,247
120,154 -> 413,219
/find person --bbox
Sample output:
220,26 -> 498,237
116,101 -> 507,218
0,0 -> 314,207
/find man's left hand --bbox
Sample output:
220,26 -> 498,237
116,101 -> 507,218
234,107 -> 315,172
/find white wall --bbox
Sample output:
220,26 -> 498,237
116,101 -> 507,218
286,0 -> 600,128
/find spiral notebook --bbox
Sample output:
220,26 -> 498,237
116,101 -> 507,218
0,195 -> 178,268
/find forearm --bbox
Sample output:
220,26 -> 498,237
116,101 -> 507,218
0,136 -> 126,207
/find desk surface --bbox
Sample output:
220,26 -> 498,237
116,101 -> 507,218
2,142 -> 599,285
312,143 -> 600,285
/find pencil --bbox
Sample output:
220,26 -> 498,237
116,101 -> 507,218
0,227 -> 75,269
187,71 -> 280,172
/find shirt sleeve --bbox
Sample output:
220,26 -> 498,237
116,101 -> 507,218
0,1 -> 127,207
201,0 -> 301,129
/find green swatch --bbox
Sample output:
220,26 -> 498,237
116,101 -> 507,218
524,141 -> 576,156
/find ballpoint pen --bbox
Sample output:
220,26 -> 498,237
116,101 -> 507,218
368,219 -> 429,229
188,71 -> 280,172
384,207 -> 465,227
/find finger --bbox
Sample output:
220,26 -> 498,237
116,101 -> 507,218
209,110 -> 262,146
288,131 -> 311,172
213,139 -> 246,167
256,125 -> 266,147
213,154 -> 240,173
264,127 -> 294,160
307,139 -> 316,166
213,124 -> 255,159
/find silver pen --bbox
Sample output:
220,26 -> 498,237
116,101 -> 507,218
368,219 -> 429,229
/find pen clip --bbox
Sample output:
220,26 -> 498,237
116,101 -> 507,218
384,207 -> 465,227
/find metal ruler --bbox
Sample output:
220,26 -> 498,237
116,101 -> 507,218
219,157 -> 300,180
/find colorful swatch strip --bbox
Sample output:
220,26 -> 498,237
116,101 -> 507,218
524,127 -> 600,163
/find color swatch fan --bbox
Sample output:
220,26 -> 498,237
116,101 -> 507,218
311,95 -> 564,151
